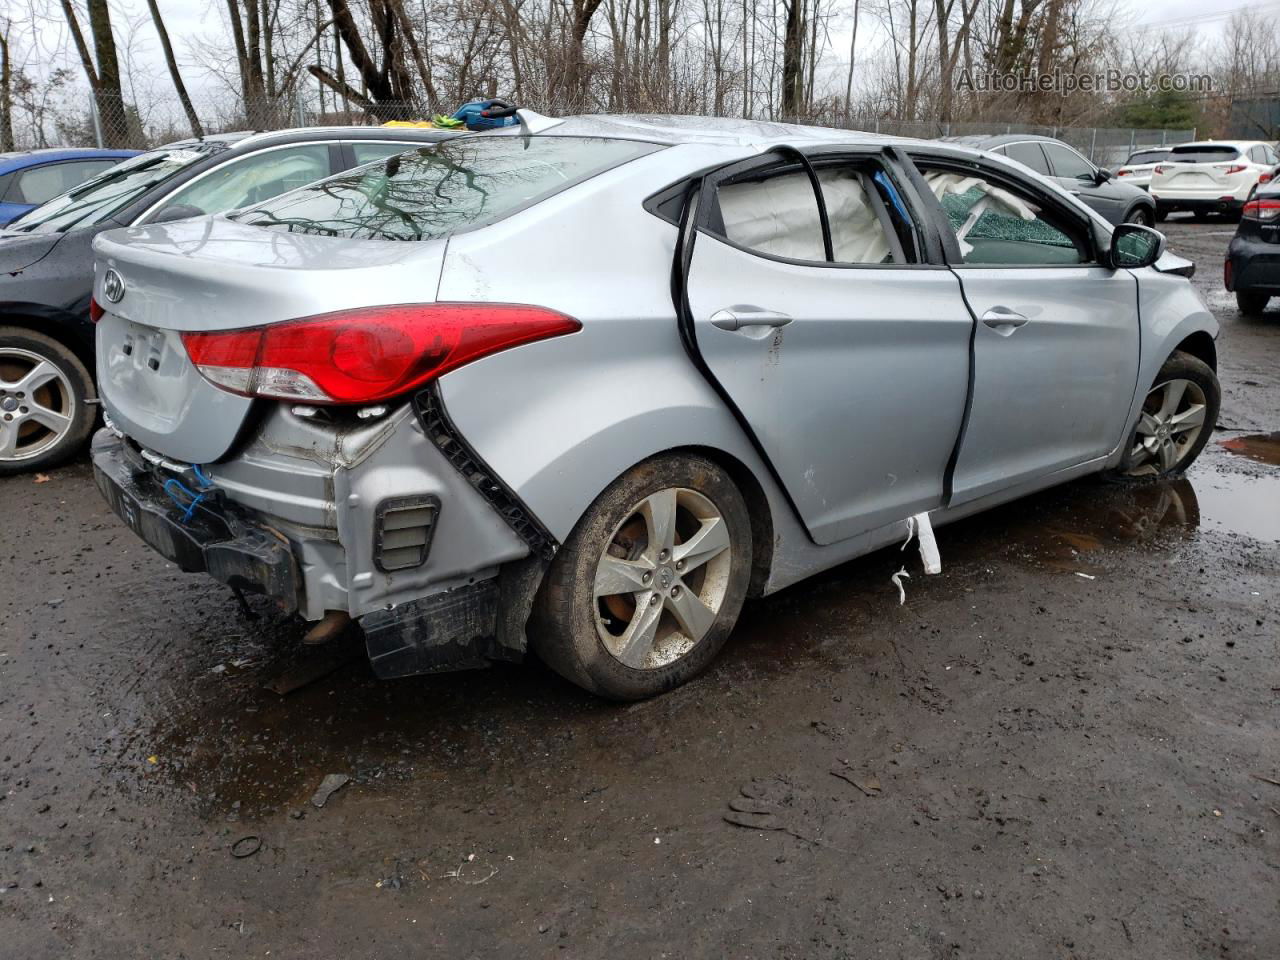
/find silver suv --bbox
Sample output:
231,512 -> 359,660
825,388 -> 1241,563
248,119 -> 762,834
90,115 -> 1220,699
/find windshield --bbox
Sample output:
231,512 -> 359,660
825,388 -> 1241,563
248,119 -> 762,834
1168,145 -> 1241,164
8,149 -> 207,234
1126,150 -> 1169,165
232,136 -> 660,241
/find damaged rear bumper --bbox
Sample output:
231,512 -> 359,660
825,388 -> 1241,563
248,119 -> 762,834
92,430 -> 302,610
91,411 -> 550,679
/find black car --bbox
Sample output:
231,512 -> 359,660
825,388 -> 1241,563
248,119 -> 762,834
944,133 -> 1157,227
0,125 -> 452,474
1224,186 -> 1280,315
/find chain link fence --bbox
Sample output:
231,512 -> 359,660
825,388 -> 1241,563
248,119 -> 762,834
25,91 -> 1197,170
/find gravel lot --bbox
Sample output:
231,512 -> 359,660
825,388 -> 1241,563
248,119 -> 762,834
1,218 -> 1277,959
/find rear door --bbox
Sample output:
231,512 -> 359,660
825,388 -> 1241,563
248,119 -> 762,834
683,150 -> 973,544
910,155 -> 1140,504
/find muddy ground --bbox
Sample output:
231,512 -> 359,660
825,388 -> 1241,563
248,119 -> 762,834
1,219 -> 1277,959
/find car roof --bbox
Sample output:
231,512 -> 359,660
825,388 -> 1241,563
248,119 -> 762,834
0,147 -> 138,174
231,126 -> 457,151
512,113 -> 917,148
941,133 -> 1076,149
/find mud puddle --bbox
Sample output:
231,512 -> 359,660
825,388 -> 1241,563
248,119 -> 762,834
1219,431 -> 1280,466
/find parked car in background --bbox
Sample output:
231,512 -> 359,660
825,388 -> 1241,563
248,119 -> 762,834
1114,147 -> 1170,190
0,148 -> 138,225
944,133 -> 1157,225
1150,140 -> 1279,221
90,115 -> 1219,700
0,125 -> 453,474
1224,183 -> 1280,315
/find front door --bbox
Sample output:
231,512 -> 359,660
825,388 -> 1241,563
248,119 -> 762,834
683,153 -> 973,544
912,158 -> 1141,505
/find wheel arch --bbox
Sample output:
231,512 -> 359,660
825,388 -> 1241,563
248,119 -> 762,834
1124,196 -> 1157,223
1173,330 -> 1217,371
0,304 -> 97,378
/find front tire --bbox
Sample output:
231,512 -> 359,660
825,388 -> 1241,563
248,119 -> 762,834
1114,351 -> 1219,480
0,327 -> 96,476
1236,290 -> 1269,316
1125,206 -> 1153,227
531,453 -> 752,700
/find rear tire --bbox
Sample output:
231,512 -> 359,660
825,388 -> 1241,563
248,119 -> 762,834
531,453 -> 752,700
1236,290 -> 1269,316
1111,351 -> 1219,481
0,327 -> 96,477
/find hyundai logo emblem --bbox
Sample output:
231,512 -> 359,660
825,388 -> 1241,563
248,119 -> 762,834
103,268 -> 125,303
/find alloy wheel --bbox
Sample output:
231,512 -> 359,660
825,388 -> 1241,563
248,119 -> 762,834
0,348 -> 76,463
592,487 -> 733,670
1123,377 -> 1208,477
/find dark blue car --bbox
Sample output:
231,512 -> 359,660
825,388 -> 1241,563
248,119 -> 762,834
0,148 -> 139,225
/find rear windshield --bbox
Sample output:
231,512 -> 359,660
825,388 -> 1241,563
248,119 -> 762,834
8,148 -> 210,233
1168,145 -> 1241,163
1125,149 -> 1169,165
233,136 -> 660,241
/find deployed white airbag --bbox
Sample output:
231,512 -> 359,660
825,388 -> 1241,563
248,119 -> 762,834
718,170 -> 891,264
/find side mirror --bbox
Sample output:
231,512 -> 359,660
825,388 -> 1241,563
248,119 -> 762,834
1094,168 -> 1113,185
148,203 -> 206,224
1110,223 -> 1166,269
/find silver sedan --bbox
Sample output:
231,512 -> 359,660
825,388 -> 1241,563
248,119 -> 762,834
88,114 -> 1220,699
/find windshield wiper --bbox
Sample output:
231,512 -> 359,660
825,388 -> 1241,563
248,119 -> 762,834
68,154 -> 168,198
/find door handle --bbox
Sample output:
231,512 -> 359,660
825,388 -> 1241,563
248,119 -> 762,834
981,307 -> 1029,329
709,307 -> 794,331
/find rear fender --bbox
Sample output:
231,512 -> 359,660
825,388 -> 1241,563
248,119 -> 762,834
437,318 -> 801,555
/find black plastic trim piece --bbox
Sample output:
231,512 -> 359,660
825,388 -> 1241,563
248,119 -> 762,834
414,383 -> 558,561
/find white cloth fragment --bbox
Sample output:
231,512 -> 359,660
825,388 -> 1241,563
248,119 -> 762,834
891,567 -> 911,605
900,513 -> 943,575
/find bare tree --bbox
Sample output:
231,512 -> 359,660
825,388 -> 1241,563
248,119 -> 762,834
0,19 -> 15,151
144,0 -> 204,137
59,0 -> 129,146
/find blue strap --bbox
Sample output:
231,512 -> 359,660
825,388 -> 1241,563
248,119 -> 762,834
163,477 -> 205,525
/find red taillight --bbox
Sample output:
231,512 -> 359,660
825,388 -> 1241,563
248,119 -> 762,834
89,297 -> 104,323
1242,198 -> 1280,221
1261,172 -> 1273,184
181,303 -> 581,405
1154,165 -> 1167,175
1222,164 -> 1248,175
1116,168 -> 1131,176
1224,259 -> 1232,289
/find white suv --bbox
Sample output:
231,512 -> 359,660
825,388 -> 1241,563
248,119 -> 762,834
1150,140 -> 1279,220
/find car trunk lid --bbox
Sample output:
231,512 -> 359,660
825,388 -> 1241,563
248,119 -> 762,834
1155,147 -> 1245,189
94,216 -> 446,464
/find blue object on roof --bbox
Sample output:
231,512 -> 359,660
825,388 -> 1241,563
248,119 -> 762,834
0,147 -> 139,225
450,99 -> 521,131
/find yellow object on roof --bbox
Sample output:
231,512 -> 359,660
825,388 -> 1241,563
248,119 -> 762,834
382,120 -> 436,128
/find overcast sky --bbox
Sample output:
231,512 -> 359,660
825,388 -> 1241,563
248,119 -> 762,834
14,0 -> 1280,110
